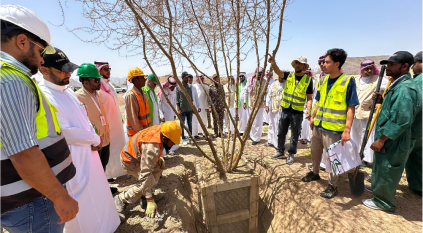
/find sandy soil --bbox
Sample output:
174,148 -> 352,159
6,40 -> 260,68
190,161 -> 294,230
114,94 -> 421,233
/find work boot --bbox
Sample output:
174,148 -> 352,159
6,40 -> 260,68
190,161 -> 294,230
271,151 -> 285,159
286,154 -> 294,164
320,184 -> 338,199
140,193 -> 164,209
362,199 -> 381,210
301,171 -> 321,182
114,195 -> 127,222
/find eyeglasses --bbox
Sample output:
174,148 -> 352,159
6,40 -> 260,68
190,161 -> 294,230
103,67 -> 111,71
28,39 -> 47,56
89,78 -> 101,83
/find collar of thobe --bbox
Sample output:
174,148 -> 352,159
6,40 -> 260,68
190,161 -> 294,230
42,79 -> 67,92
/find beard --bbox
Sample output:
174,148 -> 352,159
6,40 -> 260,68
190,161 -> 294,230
50,72 -> 70,86
20,45 -> 40,75
163,143 -> 172,153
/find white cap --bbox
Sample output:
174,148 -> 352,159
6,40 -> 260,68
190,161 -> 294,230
0,5 -> 55,54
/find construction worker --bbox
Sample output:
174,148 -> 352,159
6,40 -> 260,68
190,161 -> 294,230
362,51 -> 418,212
39,56 -> 120,232
143,73 -> 160,126
302,48 -> 359,199
0,5 -> 77,232
125,67 -> 150,137
405,51 -> 422,196
114,121 -> 182,220
268,55 -> 314,164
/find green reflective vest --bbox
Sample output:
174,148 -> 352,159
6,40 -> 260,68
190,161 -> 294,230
280,73 -> 311,111
314,74 -> 352,132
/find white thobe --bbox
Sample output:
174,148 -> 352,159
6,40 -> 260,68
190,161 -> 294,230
248,107 -> 264,142
148,86 -> 160,126
265,81 -> 286,148
101,78 -> 126,179
159,88 -> 176,121
299,109 -> 311,141
193,83 -> 209,135
238,81 -> 249,133
185,85 -> 200,136
262,79 -> 274,124
39,80 -> 120,233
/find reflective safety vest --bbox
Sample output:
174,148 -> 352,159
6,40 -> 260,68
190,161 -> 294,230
314,74 -> 352,132
126,88 -> 151,136
121,125 -> 163,163
0,61 -> 76,214
280,73 -> 311,111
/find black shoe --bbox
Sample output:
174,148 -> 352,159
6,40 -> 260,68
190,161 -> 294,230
248,137 -> 253,141
301,171 -> 321,182
271,151 -> 285,159
320,185 -> 338,199
252,141 -> 259,145
301,140 -> 307,144
110,187 -> 118,194
364,184 -> 372,193
360,161 -> 367,169
194,136 -> 200,139
286,154 -> 294,164
240,133 -> 244,136
108,178 -> 115,183
366,175 -> 372,183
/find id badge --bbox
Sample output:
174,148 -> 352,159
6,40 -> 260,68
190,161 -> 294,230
100,115 -> 106,126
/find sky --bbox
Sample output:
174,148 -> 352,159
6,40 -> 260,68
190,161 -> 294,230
2,0 -> 422,83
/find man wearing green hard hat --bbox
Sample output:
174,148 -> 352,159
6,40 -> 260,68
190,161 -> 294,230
75,63 -> 117,194
142,73 -> 160,126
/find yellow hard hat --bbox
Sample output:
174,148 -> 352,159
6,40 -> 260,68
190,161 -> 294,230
127,67 -> 145,81
161,121 -> 182,145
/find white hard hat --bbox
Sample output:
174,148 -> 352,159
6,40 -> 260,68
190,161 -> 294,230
0,5 -> 55,54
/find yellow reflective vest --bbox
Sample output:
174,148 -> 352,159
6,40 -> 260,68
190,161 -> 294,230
280,73 -> 311,111
314,74 -> 352,132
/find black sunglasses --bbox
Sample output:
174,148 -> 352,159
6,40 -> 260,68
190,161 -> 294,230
103,67 -> 111,71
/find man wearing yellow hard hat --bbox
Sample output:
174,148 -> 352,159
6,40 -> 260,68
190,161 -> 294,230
114,121 -> 182,220
125,67 -> 150,137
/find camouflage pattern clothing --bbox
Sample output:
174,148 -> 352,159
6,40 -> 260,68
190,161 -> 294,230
208,83 -> 226,135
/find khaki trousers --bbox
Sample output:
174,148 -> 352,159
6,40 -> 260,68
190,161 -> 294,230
311,128 -> 341,187
119,155 -> 163,203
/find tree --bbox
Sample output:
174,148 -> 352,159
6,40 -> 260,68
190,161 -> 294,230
68,0 -> 290,174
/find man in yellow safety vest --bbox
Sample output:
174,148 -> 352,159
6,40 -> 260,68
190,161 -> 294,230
301,48 -> 359,199
268,55 -> 314,164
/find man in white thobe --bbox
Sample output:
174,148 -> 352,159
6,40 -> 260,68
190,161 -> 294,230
39,50 -> 119,233
223,76 -> 236,134
95,60 -> 126,179
262,72 -> 274,126
265,73 -> 286,149
193,75 -> 210,136
186,74 -> 201,139
244,67 -> 266,145
238,72 -> 249,135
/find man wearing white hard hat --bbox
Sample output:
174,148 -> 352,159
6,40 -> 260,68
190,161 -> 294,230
268,55 -> 314,165
0,5 -> 78,232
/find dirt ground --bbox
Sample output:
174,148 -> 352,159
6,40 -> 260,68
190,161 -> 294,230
115,94 -> 422,233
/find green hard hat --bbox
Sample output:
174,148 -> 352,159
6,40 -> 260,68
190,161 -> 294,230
77,63 -> 102,78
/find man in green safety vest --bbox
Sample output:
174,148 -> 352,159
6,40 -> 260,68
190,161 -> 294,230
301,48 -> 359,199
268,55 -> 314,164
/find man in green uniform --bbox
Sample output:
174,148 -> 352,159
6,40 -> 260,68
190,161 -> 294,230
405,51 -> 422,196
142,73 -> 160,126
363,51 -> 418,212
